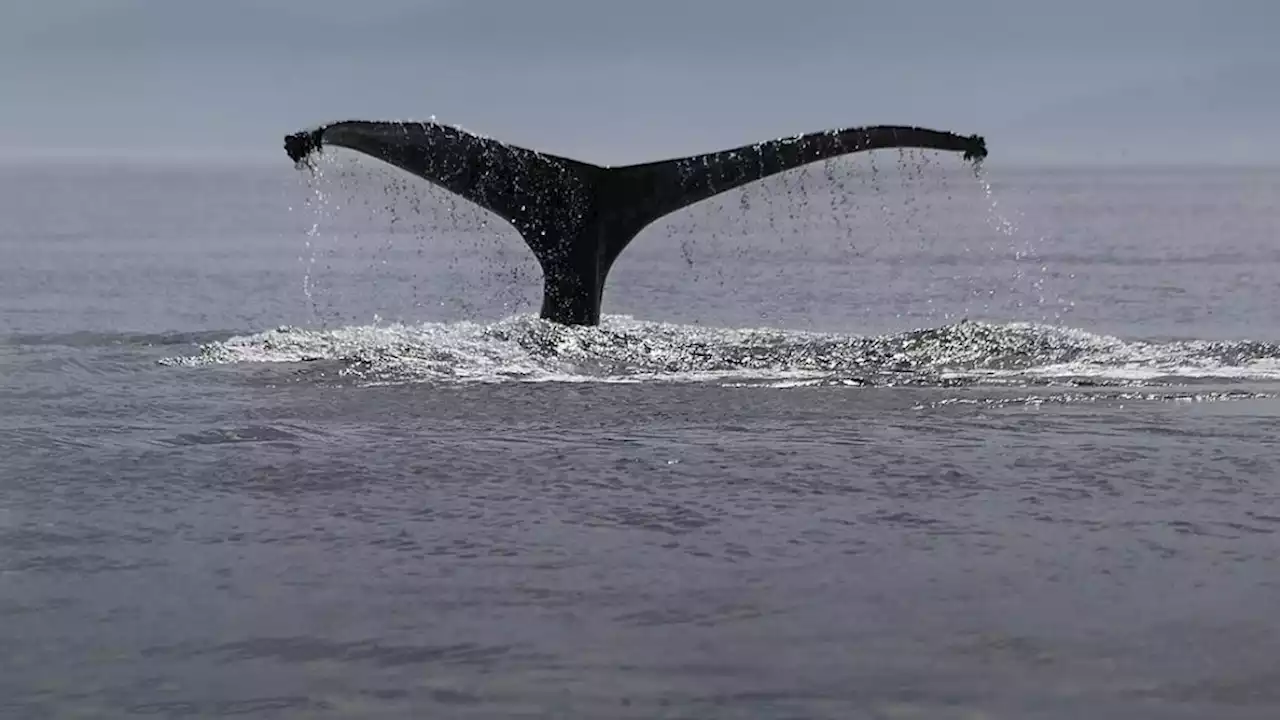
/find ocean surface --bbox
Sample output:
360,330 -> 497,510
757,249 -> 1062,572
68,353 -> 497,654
2,150 -> 1279,719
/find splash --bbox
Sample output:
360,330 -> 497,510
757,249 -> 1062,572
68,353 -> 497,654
970,162 -> 1070,322
161,316 -> 1280,388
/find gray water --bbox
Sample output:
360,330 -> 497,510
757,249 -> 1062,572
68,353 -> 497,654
2,151 -> 1280,719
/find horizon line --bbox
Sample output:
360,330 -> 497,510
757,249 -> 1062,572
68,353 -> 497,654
2,146 -> 1279,173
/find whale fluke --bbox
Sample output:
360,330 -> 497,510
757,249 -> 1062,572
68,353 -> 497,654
285,120 -> 987,326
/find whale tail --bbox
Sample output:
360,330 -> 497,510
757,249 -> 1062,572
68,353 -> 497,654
285,120 -> 987,326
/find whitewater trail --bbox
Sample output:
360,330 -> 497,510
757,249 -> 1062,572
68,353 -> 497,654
161,315 -> 1280,388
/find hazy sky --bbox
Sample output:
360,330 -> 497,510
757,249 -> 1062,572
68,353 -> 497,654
1,0 -> 1277,165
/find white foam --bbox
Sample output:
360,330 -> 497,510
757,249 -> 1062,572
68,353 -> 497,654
162,316 -> 1280,387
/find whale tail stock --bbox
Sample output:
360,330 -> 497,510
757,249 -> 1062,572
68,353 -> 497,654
284,120 -> 987,326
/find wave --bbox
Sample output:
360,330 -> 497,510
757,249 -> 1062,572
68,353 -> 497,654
157,316 -> 1280,388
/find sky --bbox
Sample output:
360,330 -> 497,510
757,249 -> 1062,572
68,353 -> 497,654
1,0 -> 1277,166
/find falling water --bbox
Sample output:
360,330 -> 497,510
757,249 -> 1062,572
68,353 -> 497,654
295,160 -> 331,325
289,147 -> 541,326
971,161 -> 1075,324
290,140 -> 1070,335
646,148 -> 976,328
